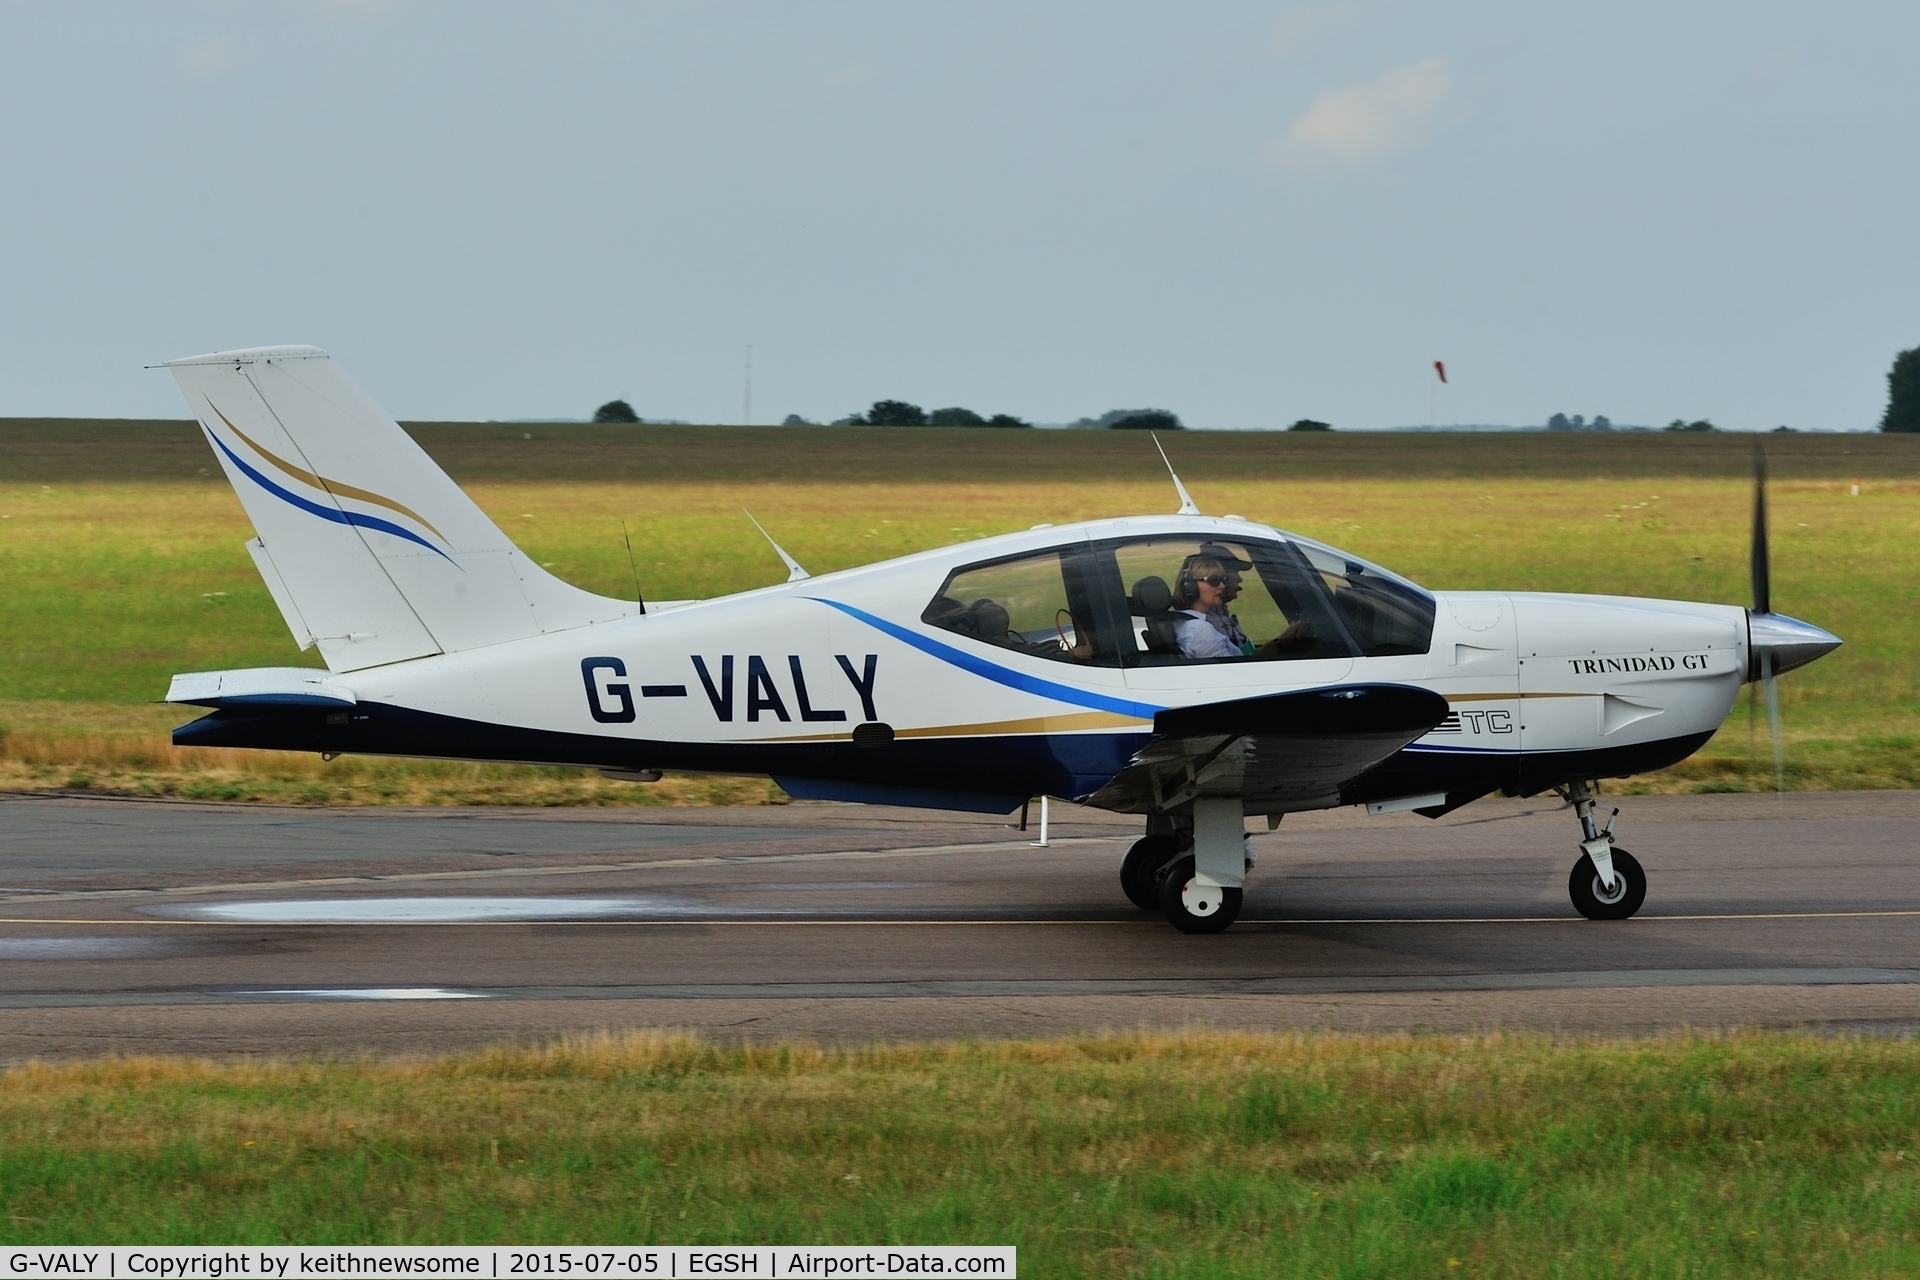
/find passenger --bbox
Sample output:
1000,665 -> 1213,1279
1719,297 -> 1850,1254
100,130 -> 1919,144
1172,556 -> 1252,659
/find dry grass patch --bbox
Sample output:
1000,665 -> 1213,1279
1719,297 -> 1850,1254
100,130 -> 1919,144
0,701 -> 783,806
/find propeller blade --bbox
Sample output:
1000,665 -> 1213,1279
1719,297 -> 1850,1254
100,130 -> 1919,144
1761,647 -> 1785,795
1746,677 -> 1758,779
1750,439 -> 1771,617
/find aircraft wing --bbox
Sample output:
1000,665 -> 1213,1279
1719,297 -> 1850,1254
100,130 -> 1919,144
1083,683 -> 1449,815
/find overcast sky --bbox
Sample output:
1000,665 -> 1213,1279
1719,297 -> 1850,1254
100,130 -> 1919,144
3,2 -> 1916,429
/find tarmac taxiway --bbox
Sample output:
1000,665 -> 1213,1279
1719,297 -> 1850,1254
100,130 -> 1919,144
1,789 -> 1917,1057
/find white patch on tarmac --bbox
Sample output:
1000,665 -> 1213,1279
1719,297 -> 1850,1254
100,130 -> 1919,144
245,988 -> 489,1001
0,937 -> 170,960
169,896 -> 690,924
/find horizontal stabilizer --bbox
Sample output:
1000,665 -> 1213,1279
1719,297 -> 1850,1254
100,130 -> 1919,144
167,667 -> 356,709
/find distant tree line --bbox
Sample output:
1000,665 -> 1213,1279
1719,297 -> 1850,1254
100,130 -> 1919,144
1538,341 -> 1920,434
606,346 -> 1920,430
1068,408 -> 1184,430
1542,413 -> 1719,432
822,402 -> 1193,429
832,400 -> 1031,428
1887,346 -> 1920,433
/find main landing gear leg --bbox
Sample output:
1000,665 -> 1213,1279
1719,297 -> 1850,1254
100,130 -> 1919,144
1560,779 -> 1646,920
1157,799 -> 1246,934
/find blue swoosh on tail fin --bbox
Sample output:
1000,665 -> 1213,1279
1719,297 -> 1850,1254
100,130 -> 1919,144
810,598 -> 1162,720
207,429 -> 456,565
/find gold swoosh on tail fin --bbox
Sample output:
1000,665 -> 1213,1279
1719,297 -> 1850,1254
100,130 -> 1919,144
208,404 -> 448,543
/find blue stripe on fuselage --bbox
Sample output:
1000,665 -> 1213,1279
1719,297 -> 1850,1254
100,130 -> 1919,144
810,599 -> 1164,720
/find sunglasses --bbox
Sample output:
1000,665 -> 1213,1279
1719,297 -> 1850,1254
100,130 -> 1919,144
1196,574 -> 1230,588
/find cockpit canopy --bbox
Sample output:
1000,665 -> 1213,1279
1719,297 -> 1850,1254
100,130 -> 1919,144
921,530 -> 1435,666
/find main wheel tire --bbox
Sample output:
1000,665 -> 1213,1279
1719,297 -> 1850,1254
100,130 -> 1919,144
1121,834 -> 1178,911
1157,854 -> 1244,934
1568,846 -> 1646,920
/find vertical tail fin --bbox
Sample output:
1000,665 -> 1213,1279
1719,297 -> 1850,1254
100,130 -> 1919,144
170,345 -> 631,672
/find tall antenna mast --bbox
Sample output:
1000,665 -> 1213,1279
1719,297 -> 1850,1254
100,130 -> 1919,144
743,509 -> 809,582
620,521 -> 646,615
1152,433 -> 1201,515
743,344 -> 753,426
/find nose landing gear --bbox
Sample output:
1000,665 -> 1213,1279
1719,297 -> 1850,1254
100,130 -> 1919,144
1558,780 -> 1646,920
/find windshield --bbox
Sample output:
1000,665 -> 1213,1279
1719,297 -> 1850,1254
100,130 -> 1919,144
1287,536 -> 1436,657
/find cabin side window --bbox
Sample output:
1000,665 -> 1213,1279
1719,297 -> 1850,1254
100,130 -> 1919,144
921,546 -> 1128,666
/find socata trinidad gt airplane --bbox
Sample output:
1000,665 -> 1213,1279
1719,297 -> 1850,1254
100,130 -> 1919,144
163,346 -> 1842,933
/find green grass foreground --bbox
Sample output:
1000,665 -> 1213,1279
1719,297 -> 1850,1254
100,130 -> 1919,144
3,1031 -> 1918,1273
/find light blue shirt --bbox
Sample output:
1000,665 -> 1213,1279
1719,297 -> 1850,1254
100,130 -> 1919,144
1175,610 -> 1243,659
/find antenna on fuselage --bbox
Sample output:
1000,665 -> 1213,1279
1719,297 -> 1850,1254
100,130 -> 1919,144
621,521 -> 646,615
743,509 -> 809,582
1153,433 -> 1201,515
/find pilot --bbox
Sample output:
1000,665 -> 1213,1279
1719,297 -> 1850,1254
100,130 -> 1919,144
1197,541 -> 1256,637
1176,546 -> 1313,659
1173,556 -> 1254,659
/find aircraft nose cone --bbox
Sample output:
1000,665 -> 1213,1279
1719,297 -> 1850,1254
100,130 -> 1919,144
1747,611 -> 1842,681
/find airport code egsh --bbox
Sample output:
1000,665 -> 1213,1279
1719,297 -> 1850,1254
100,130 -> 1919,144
2,1251 -> 1013,1279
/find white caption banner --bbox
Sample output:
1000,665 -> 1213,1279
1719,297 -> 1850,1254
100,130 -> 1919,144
2,1249 -> 1013,1280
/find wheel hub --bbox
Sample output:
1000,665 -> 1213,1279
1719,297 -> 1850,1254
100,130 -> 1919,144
1180,878 -> 1223,916
1591,871 -> 1628,905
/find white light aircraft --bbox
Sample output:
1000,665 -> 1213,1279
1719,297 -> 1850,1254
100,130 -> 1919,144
163,346 -> 1842,932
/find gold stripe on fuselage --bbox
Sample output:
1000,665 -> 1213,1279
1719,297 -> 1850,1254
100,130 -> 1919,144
755,695 -> 1597,743
758,710 -> 1150,744
1449,691 -> 1589,701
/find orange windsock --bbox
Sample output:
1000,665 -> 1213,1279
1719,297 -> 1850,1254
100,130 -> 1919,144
1433,360 -> 1448,384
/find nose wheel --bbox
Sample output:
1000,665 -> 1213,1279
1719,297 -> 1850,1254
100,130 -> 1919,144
1558,780 -> 1647,920
1569,846 -> 1646,920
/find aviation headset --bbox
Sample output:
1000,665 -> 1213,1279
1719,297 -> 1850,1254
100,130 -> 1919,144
1177,555 -> 1223,605
1178,548 -> 1250,605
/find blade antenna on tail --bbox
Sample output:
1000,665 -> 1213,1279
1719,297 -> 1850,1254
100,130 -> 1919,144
743,510 -> 809,582
621,521 -> 646,616
1751,438 -> 1784,795
1153,434 -> 1201,515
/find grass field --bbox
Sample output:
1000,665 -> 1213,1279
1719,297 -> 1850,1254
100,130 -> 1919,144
2,422 -> 1916,803
2,1028 -> 1918,1272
